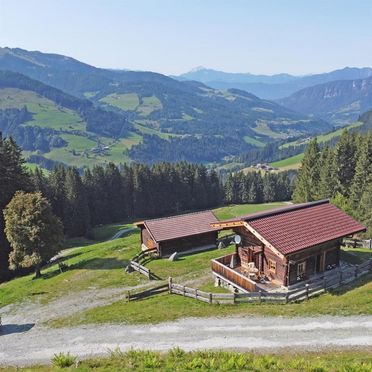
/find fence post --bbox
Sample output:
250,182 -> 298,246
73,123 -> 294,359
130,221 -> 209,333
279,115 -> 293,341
209,293 -> 212,304
195,289 -> 198,300
305,284 -> 309,301
259,290 -> 262,304
168,277 -> 172,294
233,291 -> 236,304
285,292 -> 289,304
183,285 -> 186,296
127,290 -> 131,302
323,277 -> 327,290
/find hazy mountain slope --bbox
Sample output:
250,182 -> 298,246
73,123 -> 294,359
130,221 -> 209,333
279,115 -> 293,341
278,77 -> 372,125
176,67 -> 372,99
0,47 -> 331,143
0,70 -> 138,168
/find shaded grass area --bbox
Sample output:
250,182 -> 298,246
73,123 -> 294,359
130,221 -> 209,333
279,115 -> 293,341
3,349 -> 372,371
341,247 -> 372,265
50,273 -> 372,327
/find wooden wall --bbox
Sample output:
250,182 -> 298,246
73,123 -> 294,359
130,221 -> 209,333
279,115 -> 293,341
159,231 -> 218,257
287,239 -> 341,285
140,227 -> 158,251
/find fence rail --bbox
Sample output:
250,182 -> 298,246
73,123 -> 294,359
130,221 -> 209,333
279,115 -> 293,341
126,247 -> 158,279
127,283 -> 168,301
211,254 -> 257,292
169,258 -> 372,305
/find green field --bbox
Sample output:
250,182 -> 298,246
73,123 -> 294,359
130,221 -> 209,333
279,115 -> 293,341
243,135 -> 265,147
100,93 -> 140,111
270,153 -> 304,169
0,88 -> 86,131
252,121 -> 287,139
137,95 -> 163,116
3,350 -> 371,371
280,121 -> 363,149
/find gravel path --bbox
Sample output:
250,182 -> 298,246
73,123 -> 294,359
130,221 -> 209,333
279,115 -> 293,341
1,315 -> 371,366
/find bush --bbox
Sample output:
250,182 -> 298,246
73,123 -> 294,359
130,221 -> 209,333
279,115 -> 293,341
51,352 -> 77,368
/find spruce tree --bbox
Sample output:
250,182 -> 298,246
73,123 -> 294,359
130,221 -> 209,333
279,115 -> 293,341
333,130 -> 357,195
318,145 -> 337,199
293,138 -> 320,202
349,135 -> 372,208
64,167 -> 90,237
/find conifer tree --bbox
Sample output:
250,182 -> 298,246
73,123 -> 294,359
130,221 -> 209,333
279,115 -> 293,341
318,145 -> 337,199
333,130 -> 357,195
349,135 -> 372,208
293,138 -> 320,202
64,167 -> 90,237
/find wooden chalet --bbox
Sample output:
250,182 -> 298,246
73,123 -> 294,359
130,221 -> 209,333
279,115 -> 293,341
135,211 -> 219,257
211,200 -> 366,291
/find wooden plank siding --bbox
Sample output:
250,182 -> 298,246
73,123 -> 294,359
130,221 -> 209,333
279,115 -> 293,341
159,231 -> 217,257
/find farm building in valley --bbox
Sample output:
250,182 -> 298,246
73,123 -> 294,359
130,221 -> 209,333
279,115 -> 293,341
135,210 -> 219,257
211,200 -> 366,292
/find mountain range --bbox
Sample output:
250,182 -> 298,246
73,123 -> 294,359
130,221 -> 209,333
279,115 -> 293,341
277,76 -> 372,125
0,47 -> 333,167
176,66 -> 372,100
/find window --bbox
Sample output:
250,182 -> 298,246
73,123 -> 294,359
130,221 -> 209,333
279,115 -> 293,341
297,261 -> 306,276
268,259 -> 276,273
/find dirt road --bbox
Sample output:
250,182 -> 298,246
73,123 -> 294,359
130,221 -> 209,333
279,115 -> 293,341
1,315 -> 371,366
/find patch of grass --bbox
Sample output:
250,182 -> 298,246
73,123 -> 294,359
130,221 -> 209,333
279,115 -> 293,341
50,272 -> 372,327
0,88 -> 86,131
213,202 -> 287,220
137,95 -> 162,116
270,153 -> 304,169
100,93 -> 140,111
252,121 -> 286,139
92,222 -> 134,241
341,247 -> 372,265
0,234 -> 143,306
243,135 -> 265,147
3,350 -> 372,371
51,352 -> 76,368
281,121 -> 363,149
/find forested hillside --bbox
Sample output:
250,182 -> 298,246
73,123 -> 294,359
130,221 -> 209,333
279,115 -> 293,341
278,76 -> 372,126
0,47 -> 332,165
293,131 -> 372,237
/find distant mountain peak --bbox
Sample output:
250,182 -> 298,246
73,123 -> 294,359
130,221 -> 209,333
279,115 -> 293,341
189,66 -> 207,73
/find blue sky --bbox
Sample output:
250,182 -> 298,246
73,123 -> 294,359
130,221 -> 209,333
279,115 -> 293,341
0,0 -> 371,75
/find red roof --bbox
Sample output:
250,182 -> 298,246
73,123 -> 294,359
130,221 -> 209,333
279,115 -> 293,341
140,210 -> 219,242
217,200 -> 366,255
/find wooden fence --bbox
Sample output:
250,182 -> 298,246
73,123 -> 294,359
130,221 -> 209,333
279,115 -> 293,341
126,248 -> 158,279
169,258 -> 372,305
127,283 -> 168,301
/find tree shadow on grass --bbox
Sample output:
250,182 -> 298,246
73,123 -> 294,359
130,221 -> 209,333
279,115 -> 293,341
40,257 -> 130,281
329,272 -> 372,296
0,323 -> 34,336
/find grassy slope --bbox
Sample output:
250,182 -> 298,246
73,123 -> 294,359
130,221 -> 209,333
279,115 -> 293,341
269,153 -> 304,169
0,88 -> 141,167
3,350 -> 372,371
281,121 -> 363,149
1,202 -> 371,327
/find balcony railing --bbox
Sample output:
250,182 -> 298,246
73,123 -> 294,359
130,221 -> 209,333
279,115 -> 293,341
211,253 -> 257,292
